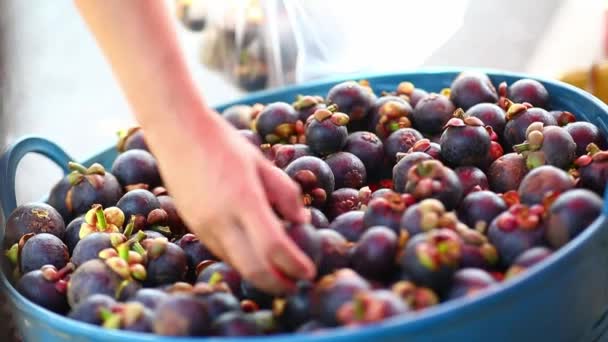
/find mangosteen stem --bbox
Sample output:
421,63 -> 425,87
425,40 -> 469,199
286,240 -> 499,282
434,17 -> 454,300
117,243 -> 130,263
587,143 -> 601,156
95,205 -> 108,230
86,163 -> 106,175
416,162 -> 433,177
132,230 -> 147,243
353,297 -> 365,321
151,225 -> 172,236
513,142 -> 531,153
5,244 -> 19,265
326,104 -> 339,113
132,242 -> 146,257
115,280 -> 130,300
67,171 -> 84,186
123,216 -> 136,238
452,108 -> 466,119
68,161 -> 89,175
102,312 -> 122,330
208,271 -> 224,286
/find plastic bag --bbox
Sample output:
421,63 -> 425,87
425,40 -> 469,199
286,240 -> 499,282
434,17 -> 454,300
176,0 -> 470,91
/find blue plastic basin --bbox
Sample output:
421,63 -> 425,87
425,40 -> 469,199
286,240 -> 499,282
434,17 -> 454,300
2,68 -> 608,342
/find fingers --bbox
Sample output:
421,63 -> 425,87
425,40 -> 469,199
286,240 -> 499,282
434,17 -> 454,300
239,186 -> 317,283
258,160 -> 308,223
214,218 -> 296,294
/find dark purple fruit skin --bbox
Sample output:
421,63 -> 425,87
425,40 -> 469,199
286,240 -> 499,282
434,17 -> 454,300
64,216 -> 84,253
458,191 -> 507,229
142,241 -> 188,287
399,230 -> 461,294
326,188 -> 360,220
48,177 -> 73,223
487,212 -> 545,267
111,149 -> 162,189
508,79 -> 549,108
16,269 -> 69,314
296,320 -> 326,333
286,223 -> 323,265
199,292 -> 240,321
487,153 -> 528,193
197,262 -> 243,298
363,196 -> 405,234
409,89 -> 429,108
153,294 -> 210,336
343,132 -> 385,178
411,140 -> 442,160
176,234 -> 217,281
385,128 -> 423,163
447,268 -> 496,300
535,126 -> 576,169
297,103 -> 327,122
504,107 -> 557,147
67,259 -> 140,307
310,208 -> 329,228
285,156 -> 335,208
454,167 -> 489,195
70,173 -> 124,217
392,152 -> 433,193
142,230 -> 166,240
4,202 -> 65,248
510,246 -> 552,269
466,103 -> 507,140
212,311 -> 262,337
20,233 -> 69,274
123,129 -> 149,152
329,211 -> 366,242
116,189 -> 161,230
518,165 -> 574,205
239,130 -> 263,146
222,105 -> 253,129
278,281 -> 314,331
130,288 -> 168,310
405,162 -> 463,211
67,294 -> 116,325
306,117 -> 348,156
274,144 -> 312,169
564,122 -> 608,156
399,202 -> 432,237
254,102 -> 299,138
545,189 -> 602,248
325,152 -> 367,189
439,124 -> 491,168
241,281 -> 274,309
579,158 -> 608,195
71,232 -> 115,267
351,226 -> 398,281
157,195 -> 188,237
449,72 -> 498,111
412,94 -> 456,135
121,305 -> 154,333
326,81 -> 376,121
313,270 -> 371,326
317,229 -> 351,277
372,188 -> 393,199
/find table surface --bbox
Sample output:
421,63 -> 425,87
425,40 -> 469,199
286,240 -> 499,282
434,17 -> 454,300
0,0 -> 604,204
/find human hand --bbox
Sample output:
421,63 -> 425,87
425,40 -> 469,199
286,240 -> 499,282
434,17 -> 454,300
147,112 -> 316,294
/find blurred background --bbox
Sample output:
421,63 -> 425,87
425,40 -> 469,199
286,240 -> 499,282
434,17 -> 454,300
0,0 -> 606,205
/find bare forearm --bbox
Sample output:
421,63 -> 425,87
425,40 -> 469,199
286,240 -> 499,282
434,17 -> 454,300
74,0 -> 214,140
